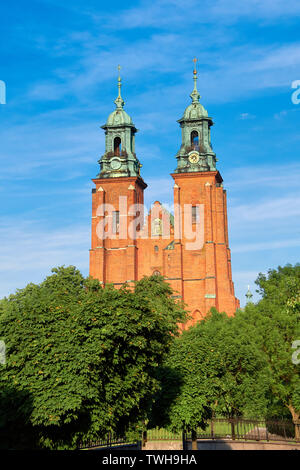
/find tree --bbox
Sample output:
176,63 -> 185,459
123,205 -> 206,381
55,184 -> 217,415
0,385 -> 34,449
243,264 -> 300,437
156,319 -> 218,449
0,267 -> 186,449
153,309 -> 268,445
150,264 -> 300,441
201,310 -> 269,421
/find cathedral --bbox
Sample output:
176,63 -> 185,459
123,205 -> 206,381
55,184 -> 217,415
89,63 -> 239,327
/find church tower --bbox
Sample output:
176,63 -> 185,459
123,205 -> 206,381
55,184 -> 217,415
174,60 -> 216,174
98,66 -> 142,179
89,67 -> 147,286
171,59 -> 239,324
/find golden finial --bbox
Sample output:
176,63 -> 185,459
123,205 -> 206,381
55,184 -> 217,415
193,57 -> 197,75
117,65 -> 121,88
114,65 -> 124,109
190,58 -> 200,103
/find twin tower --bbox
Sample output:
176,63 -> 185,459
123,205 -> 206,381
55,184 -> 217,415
89,64 -> 239,326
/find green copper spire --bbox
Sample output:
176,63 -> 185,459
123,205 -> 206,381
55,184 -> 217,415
190,58 -> 201,103
114,65 -> 125,109
174,59 -> 217,174
245,285 -> 253,302
97,66 -> 143,179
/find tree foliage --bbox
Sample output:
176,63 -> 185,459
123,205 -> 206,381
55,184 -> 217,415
0,267 -> 186,449
1,263 -> 299,445
245,264 -> 300,428
151,310 -> 269,432
151,264 -> 300,434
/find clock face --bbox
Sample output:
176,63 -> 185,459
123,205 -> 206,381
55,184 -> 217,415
188,152 -> 199,164
111,158 -> 121,170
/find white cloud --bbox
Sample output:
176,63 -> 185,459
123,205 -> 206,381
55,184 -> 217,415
96,0 -> 300,30
210,0 -> 300,21
225,162 -> 300,190
274,110 -> 288,119
0,219 -> 90,298
231,195 -> 300,222
232,238 -> 300,254
28,82 -> 69,101
0,117 -> 102,181
22,6 -> 300,108
239,113 -> 256,120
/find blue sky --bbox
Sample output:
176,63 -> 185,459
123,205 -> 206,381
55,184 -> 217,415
0,0 -> 300,306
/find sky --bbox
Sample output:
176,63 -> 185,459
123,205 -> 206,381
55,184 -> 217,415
0,0 -> 300,306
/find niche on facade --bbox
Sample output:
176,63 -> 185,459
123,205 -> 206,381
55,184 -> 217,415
151,218 -> 162,236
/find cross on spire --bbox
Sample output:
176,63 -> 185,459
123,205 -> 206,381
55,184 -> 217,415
193,57 -> 197,74
114,64 -> 125,109
190,57 -> 200,103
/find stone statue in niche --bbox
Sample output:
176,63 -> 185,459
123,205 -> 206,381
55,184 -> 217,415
152,218 -> 162,236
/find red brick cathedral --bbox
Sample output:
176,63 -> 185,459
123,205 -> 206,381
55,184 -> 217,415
90,64 -> 239,327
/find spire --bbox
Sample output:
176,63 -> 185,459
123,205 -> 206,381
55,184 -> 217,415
98,65 -> 142,179
174,60 -> 216,174
190,57 -> 201,104
245,285 -> 253,302
114,65 -> 125,109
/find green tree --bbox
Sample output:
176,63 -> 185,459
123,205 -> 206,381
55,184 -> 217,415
153,309 -> 268,445
201,309 -> 269,421
0,267 -> 186,449
244,264 -> 300,437
156,318 -> 218,449
150,264 -> 300,441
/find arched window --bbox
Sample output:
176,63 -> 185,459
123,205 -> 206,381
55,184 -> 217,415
112,211 -> 120,234
153,270 -> 161,276
191,131 -> 199,149
193,309 -> 203,321
154,245 -> 159,253
192,205 -> 199,224
114,137 -> 121,156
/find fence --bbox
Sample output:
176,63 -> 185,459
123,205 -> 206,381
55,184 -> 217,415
78,418 -> 299,450
78,433 -> 141,450
145,428 -> 182,441
184,417 -> 300,443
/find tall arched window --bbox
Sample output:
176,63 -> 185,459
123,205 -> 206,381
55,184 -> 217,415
193,309 -> 203,321
191,131 -> 199,149
114,137 -> 121,156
